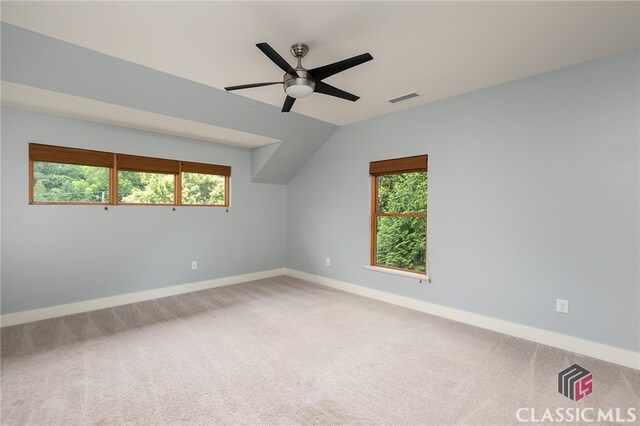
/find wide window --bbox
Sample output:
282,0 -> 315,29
370,155 -> 428,274
29,143 -> 230,207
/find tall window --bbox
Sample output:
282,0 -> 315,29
29,143 -> 231,207
370,155 -> 428,274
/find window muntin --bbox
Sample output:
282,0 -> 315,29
29,143 -> 231,207
370,155 -> 428,275
32,162 -> 110,204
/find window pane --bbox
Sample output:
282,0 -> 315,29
118,171 -> 174,204
33,161 -> 109,203
377,171 -> 427,214
376,216 -> 426,272
182,172 -> 226,205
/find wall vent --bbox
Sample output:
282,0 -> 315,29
387,92 -> 420,104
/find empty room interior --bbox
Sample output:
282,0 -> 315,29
1,1 -> 639,425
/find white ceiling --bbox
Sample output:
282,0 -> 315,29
2,1 -> 638,126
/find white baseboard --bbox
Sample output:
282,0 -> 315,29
285,268 -> 640,370
1,268 -> 286,327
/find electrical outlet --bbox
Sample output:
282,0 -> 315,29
556,298 -> 569,314
325,258 -> 331,266
191,261 -> 198,270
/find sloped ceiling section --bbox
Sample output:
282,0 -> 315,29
0,23 -> 337,184
3,2 -> 638,126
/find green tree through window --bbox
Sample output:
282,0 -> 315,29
118,171 -> 175,204
30,144 -> 230,207
33,162 -> 109,203
182,172 -> 225,205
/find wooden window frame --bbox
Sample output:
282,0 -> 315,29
370,155 -> 428,275
28,143 -> 231,207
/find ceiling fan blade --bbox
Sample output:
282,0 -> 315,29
314,81 -> 360,102
224,82 -> 282,91
282,96 -> 296,112
310,53 -> 373,81
256,43 -> 299,77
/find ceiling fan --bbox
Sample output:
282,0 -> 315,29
225,43 -> 373,112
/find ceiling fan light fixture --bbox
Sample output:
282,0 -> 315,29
285,83 -> 314,99
284,69 -> 315,99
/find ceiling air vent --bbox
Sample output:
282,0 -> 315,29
387,92 -> 420,104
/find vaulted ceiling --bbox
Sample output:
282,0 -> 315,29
2,1 -> 638,125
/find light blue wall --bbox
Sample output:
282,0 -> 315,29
1,107 -> 286,313
286,50 -> 640,351
2,21 -> 638,352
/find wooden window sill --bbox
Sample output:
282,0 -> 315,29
364,265 -> 430,282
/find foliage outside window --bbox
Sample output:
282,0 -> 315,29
33,162 -> 110,203
370,155 -> 428,274
118,171 -> 175,204
29,143 -> 230,207
182,172 -> 226,205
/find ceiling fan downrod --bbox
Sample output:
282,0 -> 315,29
289,43 -> 309,68
284,43 -> 315,99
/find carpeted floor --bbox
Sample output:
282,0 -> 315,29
1,276 -> 638,425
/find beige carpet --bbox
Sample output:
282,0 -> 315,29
1,276 -> 638,425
